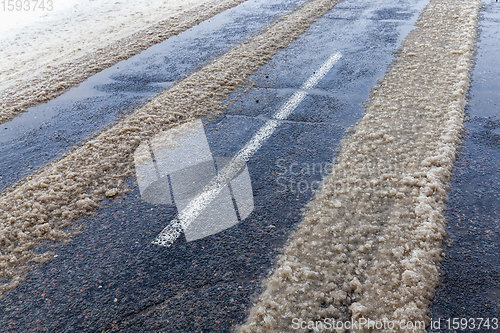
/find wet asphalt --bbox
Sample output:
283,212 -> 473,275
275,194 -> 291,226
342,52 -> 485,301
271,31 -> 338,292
429,1 -> 499,331
0,0 -> 496,332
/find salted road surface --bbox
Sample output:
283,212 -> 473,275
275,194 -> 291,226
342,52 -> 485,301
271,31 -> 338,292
0,0 -> 496,332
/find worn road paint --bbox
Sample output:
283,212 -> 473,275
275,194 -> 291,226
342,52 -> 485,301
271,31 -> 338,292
153,52 -> 342,247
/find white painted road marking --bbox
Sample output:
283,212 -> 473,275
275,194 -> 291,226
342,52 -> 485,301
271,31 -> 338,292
152,52 -> 342,247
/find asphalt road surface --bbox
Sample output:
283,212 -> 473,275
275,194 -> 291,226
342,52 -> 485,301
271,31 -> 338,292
429,1 -> 499,327
0,0 -> 498,332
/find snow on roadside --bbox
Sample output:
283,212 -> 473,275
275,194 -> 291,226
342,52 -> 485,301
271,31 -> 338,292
0,0 -> 210,90
0,0 -> 247,124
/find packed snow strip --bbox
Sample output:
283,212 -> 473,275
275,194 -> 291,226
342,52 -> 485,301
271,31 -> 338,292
239,0 -> 480,332
0,0 -> 248,125
0,0 -> 341,295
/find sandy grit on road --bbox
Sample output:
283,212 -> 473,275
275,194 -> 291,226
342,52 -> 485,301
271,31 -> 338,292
239,0 -> 480,332
0,0 -> 340,296
0,0 -> 248,124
